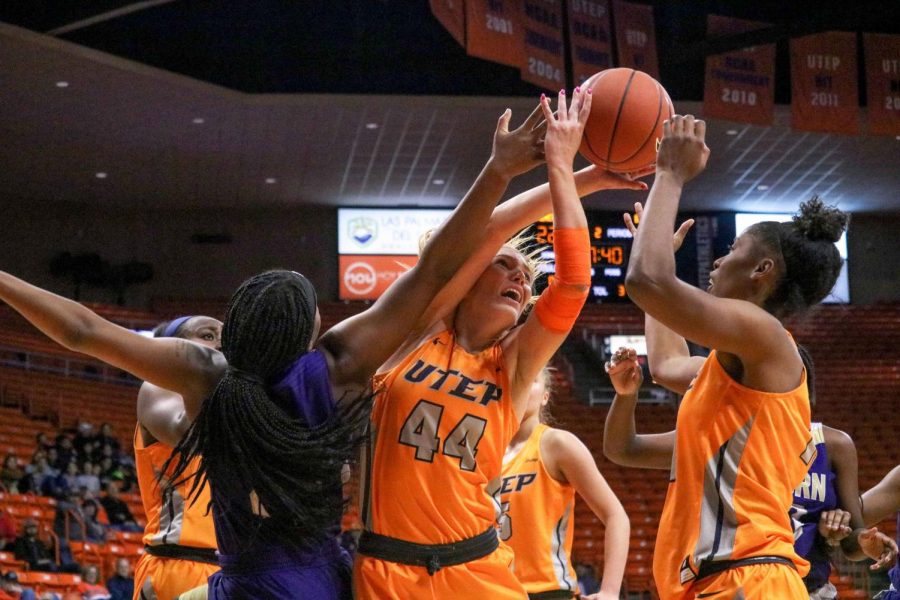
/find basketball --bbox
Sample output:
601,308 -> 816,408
578,68 -> 675,174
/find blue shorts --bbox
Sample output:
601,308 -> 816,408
209,540 -> 351,600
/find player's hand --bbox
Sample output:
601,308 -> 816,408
574,165 -> 648,195
623,201 -> 694,252
582,592 -> 620,600
859,527 -> 899,570
541,86 -> 592,168
817,509 -> 852,545
488,104 -> 547,180
656,114 -> 709,185
606,346 -> 643,396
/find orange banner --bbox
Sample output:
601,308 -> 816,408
520,0 -> 566,89
612,0 -> 659,79
339,256 -> 418,301
466,0 -> 523,68
568,0 -> 613,85
430,0 -> 466,47
864,33 -> 900,136
703,15 -> 775,125
790,32 -> 859,134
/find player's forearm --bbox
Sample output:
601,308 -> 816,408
626,173 -> 681,291
603,393 -> 641,465
599,504 -> 630,596
421,160 -> 510,283
547,164 -> 588,230
0,271 -> 103,353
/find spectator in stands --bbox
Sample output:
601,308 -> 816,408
77,565 -> 110,600
0,455 -> 23,494
80,500 -> 107,543
0,572 -> 37,600
93,424 -> 120,456
35,433 -> 52,453
54,491 -> 83,541
98,483 -> 139,532
53,437 -> 76,471
42,462 -> 78,500
0,510 -> 16,550
74,461 -> 100,495
20,451 -> 58,495
73,422 -> 95,460
105,558 -> 133,600
45,448 -> 59,471
12,519 -> 55,572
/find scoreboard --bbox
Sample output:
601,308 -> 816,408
337,207 -> 740,303
531,216 -> 634,302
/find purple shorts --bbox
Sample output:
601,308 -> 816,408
208,541 -> 351,600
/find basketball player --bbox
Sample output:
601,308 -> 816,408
496,368 -> 628,599
133,316 -> 222,600
353,87 -> 595,598
619,116 -> 867,598
0,103 -> 544,599
611,202 -> 896,598
863,465 -> 900,599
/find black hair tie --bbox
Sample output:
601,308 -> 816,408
226,366 -> 266,386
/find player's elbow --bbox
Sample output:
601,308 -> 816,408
602,436 -> 629,466
625,269 -> 674,306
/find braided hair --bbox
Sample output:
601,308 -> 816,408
161,270 -> 369,550
747,197 -> 849,320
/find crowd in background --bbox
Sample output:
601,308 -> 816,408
0,422 -> 137,600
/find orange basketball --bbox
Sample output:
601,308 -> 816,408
578,68 -> 674,174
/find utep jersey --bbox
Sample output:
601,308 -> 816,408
653,344 -> 813,599
362,330 -> 519,543
134,426 -> 217,549
495,424 -> 577,594
790,422 -> 836,588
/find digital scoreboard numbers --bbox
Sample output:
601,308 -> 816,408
531,216 -> 634,303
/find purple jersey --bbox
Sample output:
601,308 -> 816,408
880,513 -> 900,599
209,350 -> 350,599
790,422 -> 837,590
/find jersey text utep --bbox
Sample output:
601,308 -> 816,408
403,359 -> 503,405
498,472 -> 537,495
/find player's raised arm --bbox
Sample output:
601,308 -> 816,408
321,106 -> 544,391
602,347 -> 674,469
0,272 -> 224,405
623,203 -> 703,394
505,87 -> 593,419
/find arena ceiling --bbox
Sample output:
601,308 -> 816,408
0,2 -> 899,214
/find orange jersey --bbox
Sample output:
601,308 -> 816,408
496,424 -> 577,594
361,329 -> 520,543
653,346 -> 813,600
134,426 -> 217,550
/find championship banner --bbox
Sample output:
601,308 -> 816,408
430,0 -> 466,47
790,32 -> 859,134
466,0 -> 523,68
863,33 -> 900,136
339,256 -> 418,301
520,0 -> 565,89
567,0 -> 613,85
612,0 -> 659,79
703,15 -> 775,125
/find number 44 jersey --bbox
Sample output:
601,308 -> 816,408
361,329 -> 519,544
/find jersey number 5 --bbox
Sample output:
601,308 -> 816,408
399,400 -> 487,472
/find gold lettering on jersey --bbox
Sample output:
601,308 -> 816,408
793,472 -> 827,503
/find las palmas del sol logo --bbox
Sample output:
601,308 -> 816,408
349,217 -> 377,248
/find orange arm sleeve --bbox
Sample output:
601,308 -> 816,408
534,227 -> 590,334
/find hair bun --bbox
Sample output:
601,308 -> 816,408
793,196 -> 848,243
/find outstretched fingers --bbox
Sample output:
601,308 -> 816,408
539,93 -> 555,123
